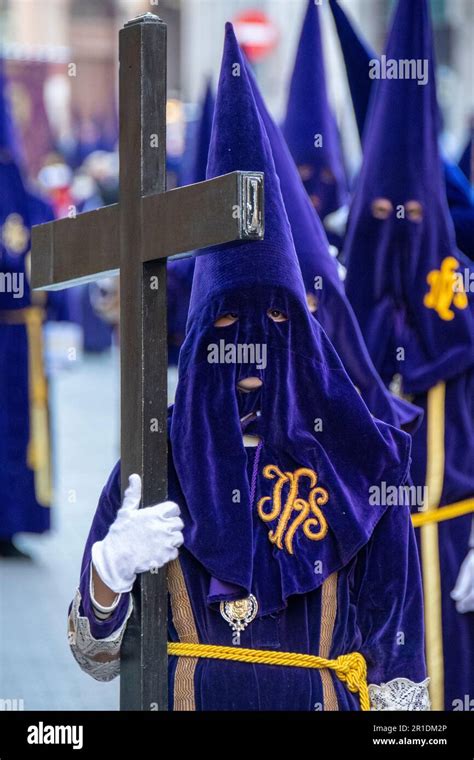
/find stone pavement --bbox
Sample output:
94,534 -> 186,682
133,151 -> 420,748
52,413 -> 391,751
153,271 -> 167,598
0,350 -> 178,711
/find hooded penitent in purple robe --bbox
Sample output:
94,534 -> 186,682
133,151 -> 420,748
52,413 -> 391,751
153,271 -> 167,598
282,0 -> 348,249
343,0 -> 474,710
167,82 -> 215,364
68,23 -> 429,712
0,61 -> 56,541
329,0 -> 474,262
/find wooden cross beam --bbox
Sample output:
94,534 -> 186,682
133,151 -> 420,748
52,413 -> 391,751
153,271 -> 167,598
30,13 -> 264,711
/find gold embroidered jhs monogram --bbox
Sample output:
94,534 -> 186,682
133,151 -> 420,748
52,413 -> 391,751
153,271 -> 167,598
423,256 -> 468,321
257,465 -> 329,555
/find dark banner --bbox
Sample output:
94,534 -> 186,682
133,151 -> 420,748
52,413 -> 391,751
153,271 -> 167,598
0,710 -> 472,757
6,58 -> 59,177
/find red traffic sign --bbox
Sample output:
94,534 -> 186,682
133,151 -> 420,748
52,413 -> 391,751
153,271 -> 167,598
233,10 -> 279,63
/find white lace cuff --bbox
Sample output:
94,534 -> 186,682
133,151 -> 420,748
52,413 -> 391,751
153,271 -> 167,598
67,587 -> 133,682
369,678 -> 431,711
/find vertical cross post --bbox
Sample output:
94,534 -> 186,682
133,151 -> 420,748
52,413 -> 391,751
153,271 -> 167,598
118,14 -> 169,712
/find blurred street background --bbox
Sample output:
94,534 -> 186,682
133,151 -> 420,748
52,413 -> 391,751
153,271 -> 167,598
0,0 -> 472,710
0,0 -> 472,180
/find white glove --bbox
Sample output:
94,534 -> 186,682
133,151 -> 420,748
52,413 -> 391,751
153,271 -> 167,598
451,549 -> 474,613
451,518 -> 474,614
92,474 -> 184,594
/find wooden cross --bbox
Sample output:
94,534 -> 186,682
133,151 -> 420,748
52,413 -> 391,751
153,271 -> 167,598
31,13 -> 264,711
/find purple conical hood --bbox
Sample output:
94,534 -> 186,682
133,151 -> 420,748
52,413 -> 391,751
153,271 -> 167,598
181,79 -> 215,186
282,0 -> 348,221
328,0 -> 376,141
188,23 -> 305,321
194,80 -> 215,184
348,0 -> 441,199
330,0 -> 474,262
245,60 -> 341,296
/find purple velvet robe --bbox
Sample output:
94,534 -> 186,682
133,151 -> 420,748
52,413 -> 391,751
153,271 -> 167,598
75,423 -> 426,711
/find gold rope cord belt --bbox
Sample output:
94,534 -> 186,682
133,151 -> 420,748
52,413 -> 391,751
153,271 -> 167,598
168,642 -> 370,711
411,497 -> 474,528
0,306 -> 51,506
